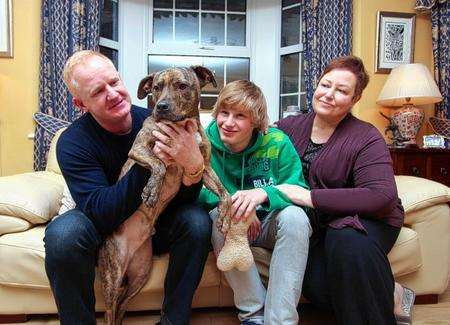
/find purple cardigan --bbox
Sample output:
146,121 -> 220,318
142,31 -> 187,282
277,112 -> 404,230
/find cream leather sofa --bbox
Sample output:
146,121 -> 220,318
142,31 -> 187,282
0,130 -> 449,322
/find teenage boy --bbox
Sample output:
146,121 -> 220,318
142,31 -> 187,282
199,80 -> 312,325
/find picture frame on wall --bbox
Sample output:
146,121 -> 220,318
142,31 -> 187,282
375,11 -> 415,74
0,0 -> 13,58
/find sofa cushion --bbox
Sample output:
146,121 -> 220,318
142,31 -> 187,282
0,227 -> 48,289
57,185 -> 76,216
0,225 -> 220,291
251,226 -> 421,280
395,175 -> 450,213
0,172 -> 65,225
45,128 -> 65,175
0,215 -> 31,235
387,226 -> 422,277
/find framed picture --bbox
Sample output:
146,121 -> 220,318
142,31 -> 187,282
375,11 -> 415,74
0,0 -> 13,58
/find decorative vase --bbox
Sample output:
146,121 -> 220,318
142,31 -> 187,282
391,104 -> 425,146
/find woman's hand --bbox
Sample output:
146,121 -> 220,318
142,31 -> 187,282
247,216 -> 261,242
152,120 -> 204,185
231,188 -> 267,222
275,184 -> 314,208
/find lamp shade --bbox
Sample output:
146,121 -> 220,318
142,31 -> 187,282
376,63 -> 442,107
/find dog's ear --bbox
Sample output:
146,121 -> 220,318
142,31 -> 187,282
191,66 -> 217,89
137,73 -> 156,99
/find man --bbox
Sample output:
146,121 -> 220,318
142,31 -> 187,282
44,50 -> 211,325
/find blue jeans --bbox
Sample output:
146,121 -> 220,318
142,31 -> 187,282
211,206 -> 312,325
44,204 -> 212,325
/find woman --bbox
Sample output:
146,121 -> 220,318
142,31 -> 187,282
276,55 -> 412,324
199,80 -> 312,325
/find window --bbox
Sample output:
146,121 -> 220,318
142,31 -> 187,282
279,0 -> 305,119
100,0 -> 119,68
152,0 -> 246,46
147,55 -> 249,110
148,0 -> 250,111
116,0 -> 303,123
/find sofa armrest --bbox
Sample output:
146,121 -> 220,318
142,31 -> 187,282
393,176 -> 450,294
395,175 -> 450,225
0,171 -> 65,229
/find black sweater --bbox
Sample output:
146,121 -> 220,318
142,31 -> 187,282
56,105 -> 202,236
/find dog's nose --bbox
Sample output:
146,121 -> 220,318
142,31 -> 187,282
156,101 -> 170,111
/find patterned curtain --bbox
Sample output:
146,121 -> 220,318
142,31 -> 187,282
415,0 -> 450,119
302,0 -> 353,111
34,0 -> 101,171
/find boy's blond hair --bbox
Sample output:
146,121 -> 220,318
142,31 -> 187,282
62,50 -> 114,95
212,80 -> 269,133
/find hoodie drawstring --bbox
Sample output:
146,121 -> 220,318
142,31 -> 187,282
240,153 -> 245,190
221,150 -> 246,190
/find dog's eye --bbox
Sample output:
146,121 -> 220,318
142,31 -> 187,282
178,83 -> 188,90
153,85 -> 160,92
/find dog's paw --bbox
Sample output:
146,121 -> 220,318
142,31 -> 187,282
217,199 -> 232,234
141,187 -> 157,207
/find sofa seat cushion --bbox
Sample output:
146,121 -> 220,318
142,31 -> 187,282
0,227 -> 48,288
395,175 -> 450,213
0,172 -> 65,225
251,226 -> 421,280
388,226 -> 422,277
0,225 -> 220,291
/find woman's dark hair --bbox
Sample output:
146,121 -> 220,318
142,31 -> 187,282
318,55 -> 370,101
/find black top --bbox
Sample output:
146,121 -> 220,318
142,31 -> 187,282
301,139 -> 325,182
57,105 -> 202,237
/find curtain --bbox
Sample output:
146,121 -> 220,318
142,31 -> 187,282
415,0 -> 450,119
34,0 -> 101,171
302,0 -> 353,111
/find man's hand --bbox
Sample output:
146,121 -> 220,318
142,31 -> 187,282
231,188 -> 267,222
152,120 -> 204,185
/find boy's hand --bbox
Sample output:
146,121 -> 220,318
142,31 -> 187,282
247,216 -> 261,242
231,188 -> 267,222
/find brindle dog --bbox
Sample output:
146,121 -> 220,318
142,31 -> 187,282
98,66 -> 232,325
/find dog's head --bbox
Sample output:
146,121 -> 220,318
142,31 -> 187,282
137,66 -> 217,122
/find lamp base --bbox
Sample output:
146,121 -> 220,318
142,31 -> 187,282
391,104 -> 425,146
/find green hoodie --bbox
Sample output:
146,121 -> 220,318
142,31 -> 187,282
198,121 -> 309,213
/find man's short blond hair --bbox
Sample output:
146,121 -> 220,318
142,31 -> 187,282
212,80 -> 269,133
62,50 -> 114,95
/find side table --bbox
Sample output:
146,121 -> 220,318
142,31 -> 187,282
389,147 -> 450,187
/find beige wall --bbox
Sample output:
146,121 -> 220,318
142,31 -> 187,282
0,0 -> 435,175
0,0 -> 41,176
353,0 -> 434,144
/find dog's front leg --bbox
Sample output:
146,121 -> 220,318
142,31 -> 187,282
141,158 -> 166,207
128,119 -> 166,207
202,166 -> 232,235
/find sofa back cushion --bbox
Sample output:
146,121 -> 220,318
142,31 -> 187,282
45,128 -> 65,175
395,175 -> 450,213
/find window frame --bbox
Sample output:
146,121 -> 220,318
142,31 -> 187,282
278,1 -> 305,119
99,0 -> 120,69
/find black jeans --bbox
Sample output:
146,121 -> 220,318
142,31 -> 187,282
302,219 -> 400,325
44,204 -> 212,325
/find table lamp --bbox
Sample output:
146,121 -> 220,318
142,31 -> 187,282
376,63 -> 442,146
